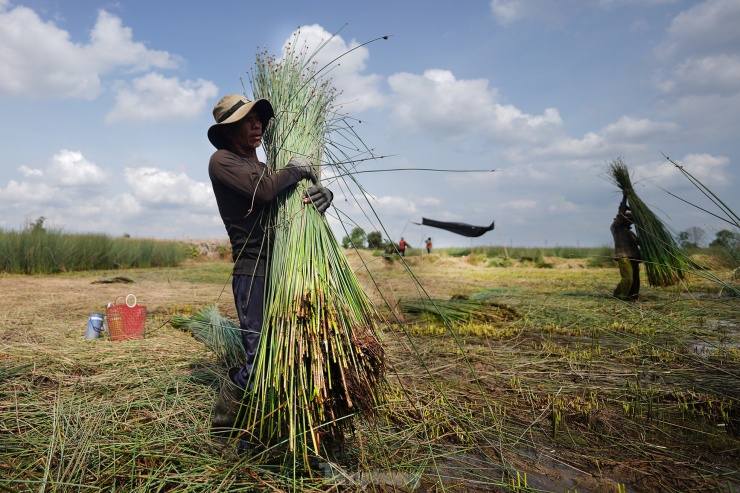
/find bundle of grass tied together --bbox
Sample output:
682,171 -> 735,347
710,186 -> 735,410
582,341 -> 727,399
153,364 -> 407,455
169,305 -> 245,368
606,158 -> 688,286
240,36 -> 386,461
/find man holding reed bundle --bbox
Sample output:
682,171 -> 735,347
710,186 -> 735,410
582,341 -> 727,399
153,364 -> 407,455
206,94 -> 333,435
611,195 -> 641,301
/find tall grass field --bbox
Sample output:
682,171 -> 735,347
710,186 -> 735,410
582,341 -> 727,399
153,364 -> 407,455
0,227 -> 188,274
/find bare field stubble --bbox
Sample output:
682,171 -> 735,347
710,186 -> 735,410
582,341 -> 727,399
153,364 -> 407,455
1,251 -> 738,492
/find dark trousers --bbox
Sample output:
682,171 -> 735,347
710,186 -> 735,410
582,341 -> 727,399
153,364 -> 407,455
231,275 -> 265,389
614,258 -> 640,301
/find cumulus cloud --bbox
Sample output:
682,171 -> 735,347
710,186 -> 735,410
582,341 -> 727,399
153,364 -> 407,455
13,150 -> 106,188
533,116 -> 679,159
650,0 -> 740,135
0,149 -> 221,236
124,167 -> 214,208
85,11 -> 178,73
654,1 -> 740,93
387,69 -> 562,143
0,179 -> 60,206
0,6 -> 178,99
47,150 -> 107,186
106,73 -> 218,123
634,153 -> 730,190
0,149 -> 105,212
282,25 -> 384,113
372,195 -> 419,215
660,0 -> 740,59
665,54 -> 740,95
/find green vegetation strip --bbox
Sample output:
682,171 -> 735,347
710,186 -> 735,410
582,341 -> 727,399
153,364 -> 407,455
0,228 -> 187,274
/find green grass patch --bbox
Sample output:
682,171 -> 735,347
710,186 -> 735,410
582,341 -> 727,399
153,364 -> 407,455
0,228 -> 188,274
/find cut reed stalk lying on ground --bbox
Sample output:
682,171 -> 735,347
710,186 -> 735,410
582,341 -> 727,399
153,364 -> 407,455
170,305 -> 246,369
606,157 -> 690,287
398,297 -> 520,324
240,37 -> 386,463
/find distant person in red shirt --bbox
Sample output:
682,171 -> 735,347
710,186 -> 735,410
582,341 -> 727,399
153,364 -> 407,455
425,237 -> 433,254
398,237 -> 409,256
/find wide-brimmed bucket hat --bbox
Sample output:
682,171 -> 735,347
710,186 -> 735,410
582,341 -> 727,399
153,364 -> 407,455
207,94 -> 274,149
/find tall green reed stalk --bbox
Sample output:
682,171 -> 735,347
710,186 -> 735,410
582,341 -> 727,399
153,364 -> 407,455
243,34 -> 386,464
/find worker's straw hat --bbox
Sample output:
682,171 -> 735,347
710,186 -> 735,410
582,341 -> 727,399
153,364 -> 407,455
208,94 -> 274,149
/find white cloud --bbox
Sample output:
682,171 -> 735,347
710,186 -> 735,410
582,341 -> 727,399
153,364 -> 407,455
533,116 -> 679,159
11,150 -> 106,187
0,6 -> 179,99
387,69 -> 562,143
85,11 -> 178,73
0,150 -> 105,217
661,0 -> 740,59
0,148 -> 222,236
47,150 -> 106,186
282,25 -> 384,113
650,1 -> 740,133
372,195 -> 419,215
19,165 -> 43,178
489,0 -> 528,25
655,1 -> 740,97
106,73 -> 218,123
0,179 -> 59,205
108,193 -> 143,217
124,167 -> 214,208
666,55 -> 740,95
634,153 -> 730,189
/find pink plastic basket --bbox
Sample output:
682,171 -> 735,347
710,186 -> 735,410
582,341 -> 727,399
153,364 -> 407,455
106,294 -> 146,341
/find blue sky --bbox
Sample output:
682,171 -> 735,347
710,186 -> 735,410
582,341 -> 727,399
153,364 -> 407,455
0,0 -> 738,248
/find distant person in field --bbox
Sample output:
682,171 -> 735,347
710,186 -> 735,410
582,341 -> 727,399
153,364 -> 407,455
398,237 -> 409,256
611,196 -> 640,301
207,94 -> 333,436
425,237 -> 433,254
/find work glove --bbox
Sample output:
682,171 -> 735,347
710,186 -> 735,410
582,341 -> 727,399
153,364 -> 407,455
285,157 -> 317,184
304,184 -> 333,214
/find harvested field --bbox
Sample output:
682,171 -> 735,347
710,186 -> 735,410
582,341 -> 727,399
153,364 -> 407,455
1,249 -> 738,492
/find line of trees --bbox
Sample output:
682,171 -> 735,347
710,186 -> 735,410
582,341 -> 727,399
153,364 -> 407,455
676,227 -> 739,249
341,227 -> 388,250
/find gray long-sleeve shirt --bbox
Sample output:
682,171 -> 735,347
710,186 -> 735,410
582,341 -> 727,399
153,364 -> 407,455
208,149 -> 304,276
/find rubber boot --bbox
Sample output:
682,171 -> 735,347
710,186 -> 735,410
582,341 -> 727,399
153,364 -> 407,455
211,368 -> 245,439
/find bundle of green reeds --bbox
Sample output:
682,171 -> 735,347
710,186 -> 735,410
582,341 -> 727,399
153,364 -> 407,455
606,158 -> 688,286
243,37 -> 386,461
169,305 -> 246,368
399,296 -> 520,324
